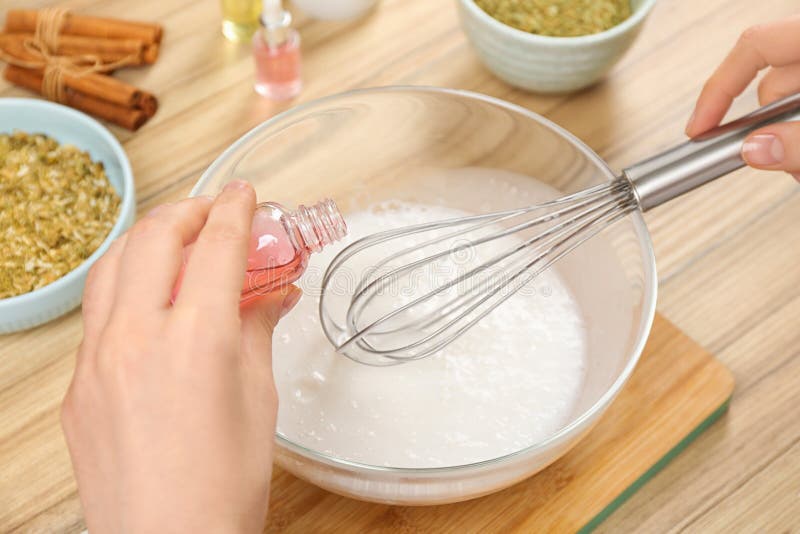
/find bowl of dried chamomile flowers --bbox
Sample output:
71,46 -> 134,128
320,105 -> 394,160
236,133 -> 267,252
0,98 -> 135,333
457,0 -> 656,93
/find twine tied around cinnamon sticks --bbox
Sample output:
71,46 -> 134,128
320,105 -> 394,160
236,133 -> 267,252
1,9 -> 162,130
0,8 -> 137,104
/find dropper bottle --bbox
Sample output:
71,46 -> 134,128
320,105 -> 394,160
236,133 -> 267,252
252,0 -> 302,99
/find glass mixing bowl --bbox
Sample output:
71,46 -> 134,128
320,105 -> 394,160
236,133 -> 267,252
192,87 -> 657,505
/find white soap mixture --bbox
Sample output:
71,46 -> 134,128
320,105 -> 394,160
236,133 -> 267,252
273,194 -> 589,468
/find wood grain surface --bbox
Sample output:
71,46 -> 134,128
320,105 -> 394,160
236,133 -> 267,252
1,0 -> 799,531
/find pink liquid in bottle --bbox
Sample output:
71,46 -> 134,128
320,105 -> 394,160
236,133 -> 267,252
253,30 -> 302,100
252,0 -> 302,100
173,199 -> 347,303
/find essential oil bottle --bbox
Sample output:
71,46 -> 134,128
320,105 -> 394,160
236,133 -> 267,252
220,0 -> 262,42
252,0 -> 303,99
172,199 -> 347,303
240,199 -> 347,301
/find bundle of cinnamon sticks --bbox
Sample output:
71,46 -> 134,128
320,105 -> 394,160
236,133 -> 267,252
1,9 -> 163,130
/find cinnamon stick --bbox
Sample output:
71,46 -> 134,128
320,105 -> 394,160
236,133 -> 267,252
5,10 -> 163,45
0,33 -> 158,65
0,42 -> 157,114
136,91 -> 158,117
4,65 -> 148,131
142,44 -> 159,64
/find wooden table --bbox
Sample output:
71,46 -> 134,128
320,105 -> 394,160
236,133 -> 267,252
2,0 -> 799,531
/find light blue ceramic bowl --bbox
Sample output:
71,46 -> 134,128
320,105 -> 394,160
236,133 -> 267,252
0,98 -> 135,334
457,0 -> 657,93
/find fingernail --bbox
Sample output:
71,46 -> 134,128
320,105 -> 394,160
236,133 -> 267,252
279,290 -> 302,318
223,180 -> 250,192
684,110 -> 696,136
742,134 -> 784,166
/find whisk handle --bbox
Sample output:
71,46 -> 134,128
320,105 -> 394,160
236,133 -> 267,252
623,92 -> 800,211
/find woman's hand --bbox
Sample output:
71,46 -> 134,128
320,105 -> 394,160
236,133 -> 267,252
61,181 -> 301,534
685,15 -> 800,182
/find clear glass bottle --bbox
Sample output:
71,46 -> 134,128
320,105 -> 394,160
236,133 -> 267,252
173,199 -> 347,303
241,199 -> 346,301
220,0 -> 262,42
252,0 -> 302,99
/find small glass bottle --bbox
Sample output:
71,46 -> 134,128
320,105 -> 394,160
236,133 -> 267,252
173,199 -> 347,303
252,0 -> 302,99
220,0 -> 262,42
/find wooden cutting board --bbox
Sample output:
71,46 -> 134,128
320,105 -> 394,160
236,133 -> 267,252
264,314 -> 735,533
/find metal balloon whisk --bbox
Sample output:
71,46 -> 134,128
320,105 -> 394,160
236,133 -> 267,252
319,94 -> 800,366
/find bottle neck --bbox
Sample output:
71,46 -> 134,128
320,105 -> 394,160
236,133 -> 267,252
286,199 -> 348,253
260,8 -> 292,48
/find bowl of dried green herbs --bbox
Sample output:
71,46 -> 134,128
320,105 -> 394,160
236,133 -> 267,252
457,0 -> 657,93
0,98 -> 135,334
